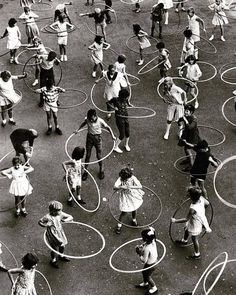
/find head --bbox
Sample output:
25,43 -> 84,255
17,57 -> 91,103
21,253 -> 39,270
94,8 -> 101,14
49,200 -> 63,216
156,41 -> 165,50
187,7 -> 195,17
55,9 -> 61,18
58,14 -> 66,23
183,29 -> 193,39
12,157 -> 22,169
216,0 -> 221,4
1,70 -> 11,82
185,55 -> 197,65
33,36 -> 42,46
94,35 -> 104,44
8,18 -> 17,28
196,139 -> 209,150
29,129 -> 38,138
133,24 -> 141,35
141,227 -> 156,244
157,3 -> 164,9
117,54 -> 126,64
47,51 -> 57,62
119,167 -> 133,181
184,104 -> 195,116
187,186 -> 202,203
108,64 -> 115,75
164,77 -> 173,88
24,6 -> 30,14
45,79 -> 54,90
87,109 -> 97,123
71,146 -> 85,160
118,88 -> 130,103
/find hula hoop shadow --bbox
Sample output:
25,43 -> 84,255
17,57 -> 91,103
35,270 -> 53,295
221,66 -> 236,85
109,238 -> 166,273
31,2 -> 53,11
126,35 -> 159,55
40,24 -> 77,34
221,96 -> 236,127
169,197 -> 213,247
16,47 -> 52,66
43,221 -> 106,259
116,106 -> 156,119
0,240 -> 18,269
198,125 -> 226,147
109,185 -> 162,229
0,90 -> 22,114
66,168 -> 101,213
65,127 -> 115,165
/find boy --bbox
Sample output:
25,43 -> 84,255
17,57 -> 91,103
150,2 -> 164,38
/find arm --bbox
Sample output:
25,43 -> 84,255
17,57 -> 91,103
74,119 -> 87,134
8,268 -> 24,285
1,168 -> 12,179
209,156 -> 219,168
1,29 -> 8,39
139,247 -> 149,263
129,176 -> 142,189
79,12 -> 90,17
17,27 -> 21,41
95,71 -> 105,84
171,208 -> 194,224
103,41 -> 110,50
49,22 -> 59,31
23,165 -> 34,173
103,124 -> 116,140
196,16 -> 206,31
61,211 -> 73,222
181,90 -> 187,105
62,160 -> 74,172
12,73 -> 27,80
38,216 -> 50,227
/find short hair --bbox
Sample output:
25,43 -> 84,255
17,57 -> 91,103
47,51 -> 57,61
33,36 -> 42,44
12,157 -> 22,166
156,42 -> 165,50
118,88 -> 130,100
141,228 -> 156,244
21,253 -> 39,270
117,54 -> 126,63
87,109 -> 97,120
119,167 -> 133,181
164,76 -> 173,84
196,139 -> 209,150
8,18 -> 17,27
185,54 -> 197,64
184,104 -> 195,113
108,64 -> 115,71
187,7 -> 195,14
188,186 -> 202,203
133,24 -> 142,35
1,71 -> 11,80
58,14 -> 66,23
184,29 -> 193,38
49,200 -> 63,212
157,3 -> 164,9
72,146 -> 85,160
24,7 -> 30,13
94,35 -> 103,44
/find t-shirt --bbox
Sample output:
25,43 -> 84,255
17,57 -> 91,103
165,84 -> 185,105
86,117 -> 108,135
88,11 -> 106,24
10,129 -> 37,147
109,97 -> 128,118
40,56 -> 56,70
38,86 -> 63,103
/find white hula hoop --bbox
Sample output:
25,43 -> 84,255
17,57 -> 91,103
120,0 -> 144,4
65,128 -> 115,165
126,73 -> 140,86
91,83 -> 115,114
116,106 -> 156,119
198,124 -> 226,147
221,67 -> 236,85
0,240 -> 18,268
179,62 -> 217,83
44,221 -> 106,259
109,238 -> 166,274
221,96 -> 236,127
213,155 -> 236,209
138,56 -> 165,75
66,168 -> 101,213
0,150 -> 14,179
35,270 -> 53,295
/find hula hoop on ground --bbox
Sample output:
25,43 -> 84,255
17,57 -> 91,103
65,127 -> 115,165
213,155 -> 236,209
138,56 -> 165,75
156,77 -> 199,104
40,24 -> 77,34
0,90 -> 22,113
35,270 -> 53,295
0,240 -> 18,268
221,96 -> 236,127
221,67 -> 236,85
43,221 -> 106,259
90,83 -> 115,114
0,150 -> 14,179
126,73 -> 140,86
120,0 -> 144,4
198,125 -> 226,147
109,238 -> 166,273
15,47 -> 52,66
219,62 -> 236,79
193,34 -> 217,54
66,168 -> 101,213
169,197 -> 213,247
31,2 -> 52,11
109,186 -> 162,229
116,106 -> 156,119
172,0 -> 188,3
126,36 -> 159,55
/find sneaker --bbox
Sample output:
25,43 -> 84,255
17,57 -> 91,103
67,198 -> 73,206
175,8 -> 179,12
92,71 -> 96,78
21,210 -> 28,217
181,7 -> 186,11
138,60 -> 144,66
46,127 -> 52,135
60,55 -> 64,62
32,79 -> 39,87
186,254 -> 201,260
125,145 -> 131,152
15,210 -> 20,218
106,113 -> 112,119
131,220 -> 138,226
114,146 -> 123,153
209,35 -> 214,41
99,171 -> 105,180
149,286 -> 158,294
13,58 -> 19,64
1,121 -> 6,127
221,36 -> 225,42
55,128 -> 63,135
82,171 -> 88,181
135,8 -> 141,13
136,59 -> 141,63
59,256 -> 70,262
163,132 -> 169,140
194,101 -> 199,109
135,282 -> 149,288
8,120 -> 16,125
175,240 -> 188,245
64,55 -> 68,61
9,57 -> 14,64
116,226 -> 121,234
77,199 -> 86,205
50,260 -> 59,268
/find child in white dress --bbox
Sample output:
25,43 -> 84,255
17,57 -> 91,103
180,29 -> 195,65
133,24 -> 151,66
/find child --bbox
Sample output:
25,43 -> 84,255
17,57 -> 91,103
156,42 -> 171,83
187,7 -> 206,60
133,24 -> 151,66
35,79 -> 65,135
171,186 -> 212,259
54,2 -> 73,24
107,89 -> 132,153
114,54 -> 129,85
150,2 -> 165,38
0,70 -> 27,127
157,0 -> 173,25
180,29 -> 195,65
1,157 -> 34,217
104,0 -> 113,23
135,227 -> 158,294
62,146 -> 86,206
209,0 -> 229,41
133,0 -> 141,13
1,18 -> 21,64
175,0 -> 186,13
20,0 -> 35,8
50,15 -> 74,62
179,55 -> 202,109
114,167 -> 144,234
75,109 -> 116,180
19,6 -> 39,45
88,35 -> 110,78
8,253 -> 39,294
85,0 -> 94,6
38,201 -> 73,268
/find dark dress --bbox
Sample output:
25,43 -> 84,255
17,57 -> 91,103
190,147 -> 212,180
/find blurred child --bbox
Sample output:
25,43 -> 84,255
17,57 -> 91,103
175,0 -> 185,13
19,6 -> 39,44
150,2 -> 165,38
180,29 -> 195,65
54,2 -> 73,24
156,42 -> 171,83
133,24 -> 151,66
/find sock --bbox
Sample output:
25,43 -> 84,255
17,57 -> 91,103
9,118 -> 14,122
77,195 -> 81,200
117,223 -> 122,228
2,120 -> 6,124
194,252 -> 200,256
21,208 -> 26,212
132,218 -> 137,222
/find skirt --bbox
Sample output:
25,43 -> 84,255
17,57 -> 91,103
7,39 -> 21,50
212,13 -> 228,26
58,36 -> 68,46
46,226 -> 68,248
119,189 -> 144,212
9,178 -> 33,196
139,36 -> 151,50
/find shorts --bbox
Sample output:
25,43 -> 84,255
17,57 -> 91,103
167,104 -> 184,122
142,263 -> 156,282
58,35 -> 68,45
13,143 -> 27,155
86,133 -> 102,153
43,102 -> 58,112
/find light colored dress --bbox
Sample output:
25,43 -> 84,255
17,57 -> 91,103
0,76 -> 21,106
19,11 -> 39,40
115,175 -> 144,212
12,268 -> 36,295
68,159 -> 82,188
186,63 -> 202,82
180,37 -> 195,64
6,26 -> 21,50
91,42 -> 103,64
137,30 -> 151,50
54,21 -> 69,45
114,61 -> 126,74
210,2 -> 228,26
188,14 -> 201,42
103,70 -> 126,100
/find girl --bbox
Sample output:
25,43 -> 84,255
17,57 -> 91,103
158,0 -> 173,25
156,42 -> 171,83
209,0 -> 229,41
19,6 -> 39,45
135,227 -> 158,294
62,146 -> 86,206
8,253 -> 39,295
175,0 -> 185,13
171,186 -> 212,259
88,35 -> 110,78
50,14 -> 74,62
1,157 -> 34,217
133,0 -> 141,13
54,2 -> 73,24
114,167 -> 144,234
179,55 -> 202,109
114,54 -> 130,86
150,2 -> 165,39
1,18 -> 21,64
38,201 -> 73,268
20,0 -> 35,8
0,70 -> 27,127
133,24 -> 151,66
180,29 -> 195,66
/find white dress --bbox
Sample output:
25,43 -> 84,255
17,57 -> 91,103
91,42 -> 103,64
0,76 -> 21,106
12,268 -> 37,295
114,62 -> 126,74
8,166 -> 33,196
158,0 -> 173,9
55,22 -> 68,45
115,176 -> 144,212
186,63 -> 202,82
103,71 -> 126,100
210,3 -> 228,26
188,14 -> 201,42
68,159 -> 82,188
6,26 -> 21,50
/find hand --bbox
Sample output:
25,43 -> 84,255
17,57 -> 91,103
23,72 -> 27,78
94,80 -> 99,84
7,175 -> 13,180
79,13 -> 84,17
206,228 -> 212,233
171,218 -> 176,223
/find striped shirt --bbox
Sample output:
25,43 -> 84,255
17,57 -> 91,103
38,86 -> 64,103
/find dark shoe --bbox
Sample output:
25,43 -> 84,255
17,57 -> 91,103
15,211 -> 20,218
59,256 -> 70,262
82,171 -> 88,181
186,254 -> 201,260
85,2 -> 89,5
180,159 -> 189,165
50,260 -> 59,268
38,101 -> 44,108
175,240 -> 188,245
55,128 -> 63,135
99,171 -> 105,180
115,226 -> 121,234
1,121 -> 6,127
67,198 -> 73,206
21,210 -> 28,217
131,220 -> 138,226
9,120 -> 16,125
78,199 -> 86,205
46,127 -> 52,135
158,34 -> 163,39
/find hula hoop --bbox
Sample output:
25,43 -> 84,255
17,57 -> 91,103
35,270 -> 53,295
116,106 -> 156,119
0,51 -> 10,58
15,47 -> 52,66
126,73 -> 140,86
43,221 -> 106,259
198,125 -> 226,147
0,240 -> 18,268
221,67 -> 236,85
40,24 -> 77,34
174,155 -> 221,176
0,90 -> 22,113
138,56 -> 165,75
66,168 -> 101,213
109,238 -> 166,274
191,252 -> 228,295
156,77 -> 199,104
221,96 -> 236,127
90,83 -> 115,114
169,198 -> 213,248
172,0 -> 188,3
31,2 -> 53,11
219,62 -> 236,80
126,36 -> 159,55
0,150 -> 14,179
45,88 -> 88,109
120,0 -> 144,4
65,127 -> 115,165
213,155 -> 236,209
109,185 -> 162,229
193,34 -> 217,54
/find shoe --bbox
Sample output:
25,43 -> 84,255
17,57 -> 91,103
131,220 -> 138,226
21,210 -> 28,217
85,2 -> 89,5
175,8 -> 179,12
78,199 -> 86,205
194,101 -> 199,109
67,198 -> 73,206
158,34 -> 163,39
135,282 -> 149,288
38,101 -> 44,108
59,256 -> 70,262
15,211 -> 20,218
186,254 -> 201,260
135,8 -> 141,13
114,146 -> 123,153
138,60 -> 144,66
125,145 -> 131,152
64,55 -> 67,61
209,35 -> 214,41
60,55 -> 64,62
1,121 -> 6,127
99,171 -> 105,180
13,59 -> 19,64
9,58 -> 14,64
50,260 -> 59,268
149,286 -> 158,294
136,59 -> 141,63
163,132 -> 169,140
116,226 -> 121,234
8,120 -> 16,125
32,79 -> 39,87
82,171 -> 88,181
181,7 -> 186,11
106,113 -> 112,119
46,127 -> 52,135
158,77 -> 165,84
55,128 -> 63,135
106,20 -> 112,24
221,36 -> 225,42
175,240 -> 188,245
92,71 -> 96,78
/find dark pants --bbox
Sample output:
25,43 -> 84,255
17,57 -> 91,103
115,117 -> 130,140
85,133 -> 103,170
